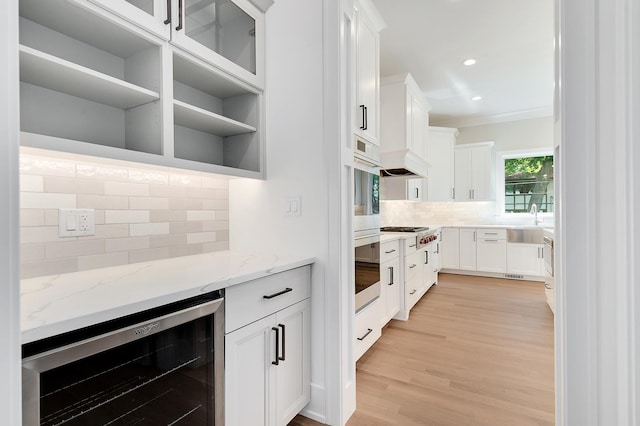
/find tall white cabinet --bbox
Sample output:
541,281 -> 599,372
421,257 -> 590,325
454,142 -> 495,201
426,126 -> 457,201
18,0 -> 269,179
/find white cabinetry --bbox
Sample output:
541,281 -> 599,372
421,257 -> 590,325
476,228 -> 507,273
380,176 -> 426,201
353,0 -> 384,146
18,0 -> 267,179
426,126 -> 457,201
422,242 -> 437,290
90,0 -> 265,87
380,239 -> 400,324
379,73 -> 431,176
507,243 -> 544,276
454,142 -> 495,201
225,267 -> 311,426
458,228 -> 477,271
354,298 -> 382,361
440,227 -> 460,269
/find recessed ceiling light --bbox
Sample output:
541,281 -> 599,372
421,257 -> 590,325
463,58 -> 477,66
471,96 -> 482,101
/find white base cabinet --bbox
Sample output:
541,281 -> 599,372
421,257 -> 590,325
380,239 -> 401,324
507,243 -> 544,276
440,227 -> 460,269
354,298 -> 383,361
225,267 -> 311,426
458,228 -> 477,271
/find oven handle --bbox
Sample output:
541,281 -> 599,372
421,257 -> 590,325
22,297 -> 224,374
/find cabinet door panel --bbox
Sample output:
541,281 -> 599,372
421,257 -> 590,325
507,243 -> 544,276
381,259 -> 400,322
476,239 -> 507,273
275,299 -> 311,426
440,227 -> 460,269
459,228 -> 477,271
427,129 -> 455,201
471,145 -> 493,200
454,148 -> 472,201
225,315 -> 274,426
356,9 -> 379,145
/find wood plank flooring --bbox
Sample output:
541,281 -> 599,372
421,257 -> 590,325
290,273 -> 555,426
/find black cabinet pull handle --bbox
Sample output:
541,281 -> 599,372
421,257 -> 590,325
278,323 -> 286,361
409,289 -> 417,295
357,328 -> 373,341
271,327 -> 280,365
176,0 -> 183,30
359,105 -> 366,130
415,188 -> 419,199
385,249 -> 396,254
364,106 -> 368,130
263,287 -> 292,299
409,264 -> 416,269
164,0 -> 171,24
425,251 -> 429,264
388,266 -> 394,285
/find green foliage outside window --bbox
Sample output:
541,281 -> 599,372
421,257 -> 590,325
504,156 -> 553,213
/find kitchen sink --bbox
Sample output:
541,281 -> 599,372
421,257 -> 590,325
507,228 -> 545,244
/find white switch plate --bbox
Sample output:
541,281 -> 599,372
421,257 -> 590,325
59,208 -> 95,237
284,196 -> 302,217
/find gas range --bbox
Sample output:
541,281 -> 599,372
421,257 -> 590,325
380,226 -> 438,249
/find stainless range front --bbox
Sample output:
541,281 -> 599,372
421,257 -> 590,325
22,291 -> 225,425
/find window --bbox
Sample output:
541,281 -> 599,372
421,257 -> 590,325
497,151 -> 554,215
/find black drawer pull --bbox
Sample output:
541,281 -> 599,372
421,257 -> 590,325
357,328 -> 373,341
409,289 -> 417,295
263,287 -> 293,299
385,249 -> 396,254
278,323 -> 286,361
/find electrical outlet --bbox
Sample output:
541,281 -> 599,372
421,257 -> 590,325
59,209 -> 95,237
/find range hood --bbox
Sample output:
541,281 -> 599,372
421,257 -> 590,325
380,149 -> 430,178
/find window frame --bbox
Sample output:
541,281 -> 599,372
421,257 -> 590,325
496,148 -> 554,218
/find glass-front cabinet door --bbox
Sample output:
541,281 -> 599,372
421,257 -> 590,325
87,0 -> 171,39
172,0 -> 264,88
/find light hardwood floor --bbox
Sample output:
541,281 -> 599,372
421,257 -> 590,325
290,273 -> 555,426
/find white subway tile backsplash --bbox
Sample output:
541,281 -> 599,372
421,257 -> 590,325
78,252 -> 128,271
105,237 -> 150,253
105,181 -> 149,197
130,223 -> 170,237
21,192 -> 76,209
186,210 -> 216,221
129,197 -> 169,210
45,240 -> 104,259
20,209 -> 45,227
129,247 -> 170,263
20,151 -> 230,279
21,226 -> 62,244
77,195 -> 128,210
20,175 -> 44,192
76,163 -> 128,181
186,232 -> 217,244
105,210 -> 150,224
21,258 -> 78,279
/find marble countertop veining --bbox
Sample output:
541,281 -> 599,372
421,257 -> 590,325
21,251 -> 315,344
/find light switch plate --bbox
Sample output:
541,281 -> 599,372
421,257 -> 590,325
59,208 -> 95,237
284,196 -> 302,217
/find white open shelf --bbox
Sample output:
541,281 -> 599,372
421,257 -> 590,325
19,45 -> 160,110
173,100 -> 256,137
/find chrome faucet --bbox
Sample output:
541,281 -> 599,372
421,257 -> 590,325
530,203 -> 541,225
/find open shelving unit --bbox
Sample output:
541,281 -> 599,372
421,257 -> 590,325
17,0 -> 265,179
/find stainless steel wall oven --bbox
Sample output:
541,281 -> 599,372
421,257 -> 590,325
354,234 -> 381,313
22,291 -> 224,426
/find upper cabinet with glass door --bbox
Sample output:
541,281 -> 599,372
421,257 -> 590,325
89,0 -> 265,88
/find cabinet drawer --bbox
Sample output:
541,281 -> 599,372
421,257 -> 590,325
404,235 -> 419,253
476,228 -> 507,239
354,298 -> 382,361
225,266 -> 311,333
380,240 -> 400,263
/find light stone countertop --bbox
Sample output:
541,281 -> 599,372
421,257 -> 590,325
21,251 -> 315,344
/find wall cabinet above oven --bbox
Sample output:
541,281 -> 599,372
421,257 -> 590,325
352,0 -> 385,147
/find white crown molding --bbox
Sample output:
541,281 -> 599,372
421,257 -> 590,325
430,106 -> 554,128
248,0 -> 274,13
355,0 -> 387,32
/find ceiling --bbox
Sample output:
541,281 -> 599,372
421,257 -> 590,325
370,0 -> 554,128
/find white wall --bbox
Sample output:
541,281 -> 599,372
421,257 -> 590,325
1,0 -> 21,424
457,116 -> 554,151
229,0 -> 330,421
